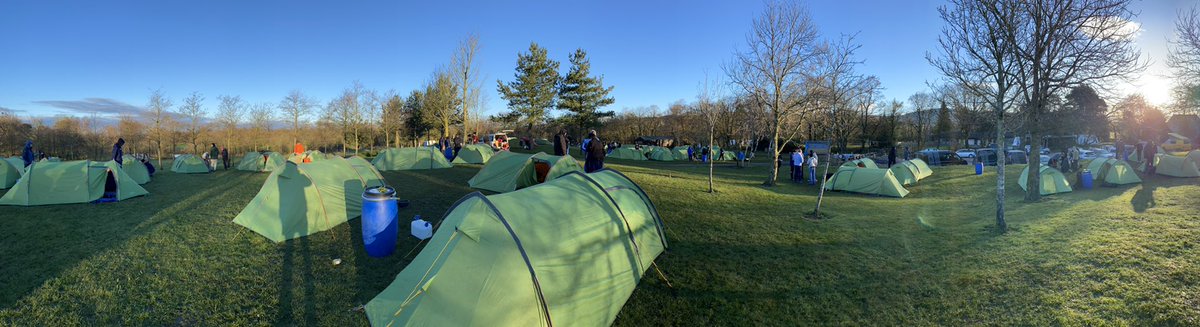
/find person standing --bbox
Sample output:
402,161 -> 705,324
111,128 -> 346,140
453,135 -> 463,157
1145,141 -> 1158,174
21,140 -> 34,167
584,130 -> 606,173
553,130 -> 567,156
888,146 -> 897,168
220,147 -> 231,170
112,138 -> 125,167
791,148 -> 804,182
808,151 -> 819,185
208,143 -> 220,172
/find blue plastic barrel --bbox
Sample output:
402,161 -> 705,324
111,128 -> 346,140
975,162 -> 983,175
362,186 -> 399,257
1080,170 -> 1093,190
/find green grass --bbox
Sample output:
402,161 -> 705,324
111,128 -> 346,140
2,155 -> 1199,325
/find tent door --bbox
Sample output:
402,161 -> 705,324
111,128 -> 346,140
534,162 -> 551,183
100,171 -> 119,202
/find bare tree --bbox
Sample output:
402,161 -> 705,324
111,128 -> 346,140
1010,0 -> 1143,201
249,102 -> 275,151
1170,6 -> 1200,83
144,90 -> 174,167
694,73 -> 725,193
279,90 -> 316,146
726,0 -> 826,186
814,35 -> 868,217
327,81 -> 375,154
216,95 -> 245,153
453,34 -> 481,135
178,92 -> 206,154
931,0 -> 1024,232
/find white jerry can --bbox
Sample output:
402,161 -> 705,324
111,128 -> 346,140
411,215 -> 433,240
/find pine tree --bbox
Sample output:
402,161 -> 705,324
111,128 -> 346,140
557,48 -> 615,132
497,42 -> 560,132
933,100 -> 953,147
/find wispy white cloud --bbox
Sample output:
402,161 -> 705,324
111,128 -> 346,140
33,98 -> 145,116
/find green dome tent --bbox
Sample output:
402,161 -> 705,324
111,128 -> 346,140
1019,165 -> 1073,195
1150,153 -> 1200,177
233,156 -> 386,242
5,157 -> 23,173
646,147 -> 676,161
372,147 -> 452,171
171,155 -> 211,174
366,169 -> 667,327
237,151 -> 286,172
288,150 -> 329,164
121,155 -> 151,185
888,159 -> 932,185
823,166 -> 910,198
1085,159 -> 1141,185
535,138 -> 551,145
607,147 -> 646,160
0,160 -> 148,206
468,151 -> 583,193
841,158 -> 879,169
0,158 -> 20,189
451,144 -> 495,164
671,146 -> 691,160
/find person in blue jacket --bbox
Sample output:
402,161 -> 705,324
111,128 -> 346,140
21,140 -> 34,167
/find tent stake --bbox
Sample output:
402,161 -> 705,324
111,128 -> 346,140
651,261 -> 673,288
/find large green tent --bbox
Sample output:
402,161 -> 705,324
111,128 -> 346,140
671,146 -> 691,160
1019,165 -> 1073,195
5,157 -> 23,172
0,160 -> 148,206
607,147 -> 646,160
823,166 -> 910,198
0,158 -> 20,189
1085,158 -> 1141,185
468,151 -> 583,193
237,151 -> 286,172
841,158 -> 879,169
1151,153 -> 1200,178
451,144 -> 495,164
233,156 -> 386,242
372,147 -> 452,171
646,147 -> 676,161
288,150 -> 329,164
889,159 -> 932,185
366,169 -> 667,327
121,155 -> 151,185
171,155 -> 211,174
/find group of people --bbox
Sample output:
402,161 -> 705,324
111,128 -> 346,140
1116,139 -> 1160,174
199,143 -> 232,171
789,148 -> 820,184
436,135 -> 465,160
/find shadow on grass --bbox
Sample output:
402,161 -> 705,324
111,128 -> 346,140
0,169 -> 257,309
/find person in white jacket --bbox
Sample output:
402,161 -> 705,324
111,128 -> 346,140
808,151 -> 819,185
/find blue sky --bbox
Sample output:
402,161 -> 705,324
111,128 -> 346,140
0,0 -> 1191,121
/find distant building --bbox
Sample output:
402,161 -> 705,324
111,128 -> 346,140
634,136 -> 674,147
1168,114 -> 1199,141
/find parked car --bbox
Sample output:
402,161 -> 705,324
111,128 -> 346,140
1007,150 -> 1028,164
956,149 -> 977,158
917,150 -> 967,166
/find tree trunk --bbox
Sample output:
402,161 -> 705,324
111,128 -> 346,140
814,148 -> 831,216
994,100 -> 1007,233
1025,129 -> 1042,202
765,112 -> 781,186
708,125 -> 715,193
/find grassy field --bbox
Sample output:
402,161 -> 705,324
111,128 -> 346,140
1,151 -> 1199,325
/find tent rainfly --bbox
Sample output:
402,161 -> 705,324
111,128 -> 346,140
0,160 -> 148,206
1085,159 -> 1141,185
671,146 -> 690,160
171,155 -> 211,174
841,158 -> 879,169
0,158 -> 20,189
288,150 -> 328,164
372,147 -> 452,171
366,169 -> 667,327
1150,153 -> 1200,178
646,147 -> 676,161
607,147 -> 647,160
1018,165 -> 1073,195
888,159 -> 932,185
823,166 -> 910,198
468,151 -> 583,193
237,151 -> 287,172
452,144 -> 495,164
4,157 -> 23,172
121,155 -> 151,185
233,156 -> 385,242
